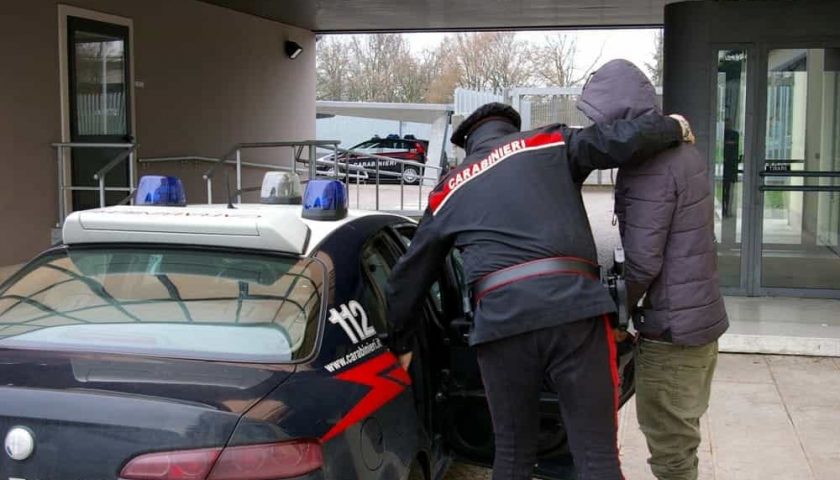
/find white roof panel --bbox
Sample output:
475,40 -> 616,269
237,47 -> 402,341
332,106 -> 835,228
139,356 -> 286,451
62,205 -> 409,255
63,205 -> 311,254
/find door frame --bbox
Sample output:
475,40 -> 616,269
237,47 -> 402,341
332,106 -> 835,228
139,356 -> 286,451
709,42 -> 760,297
57,4 -> 136,215
750,37 -> 840,299
58,4 -> 135,144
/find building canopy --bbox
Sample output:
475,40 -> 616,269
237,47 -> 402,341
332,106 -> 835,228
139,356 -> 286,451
200,0 -> 670,32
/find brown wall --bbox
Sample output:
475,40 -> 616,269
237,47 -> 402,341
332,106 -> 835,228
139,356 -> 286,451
0,0 -> 315,266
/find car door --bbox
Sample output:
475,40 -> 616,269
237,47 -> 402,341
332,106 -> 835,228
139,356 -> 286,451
390,224 -> 635,480
359,227 -> 445,433
434,251 -> 576,480
387,224 -> 563,476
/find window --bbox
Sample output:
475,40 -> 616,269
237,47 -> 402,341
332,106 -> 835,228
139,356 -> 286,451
359,235 -> 398,332
392,227 -> 444,315
0,248 -> 324,363
714,48 -> 748,288
69,17 -> 130,137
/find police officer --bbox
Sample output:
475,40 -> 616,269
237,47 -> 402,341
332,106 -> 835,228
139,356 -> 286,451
385,102 -> 693,480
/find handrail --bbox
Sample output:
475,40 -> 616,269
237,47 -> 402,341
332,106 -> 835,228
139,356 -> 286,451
140,155 -> 292,172
759,185 -> 840,192
92,147 -> 137,209
51,142 -> 135,148
760,171 -> 840,178
140,155 -> 221,163
199,140 -> 341,204
314,145 -> 443,210
93,149 -> 134,180
52,142 -> 137,225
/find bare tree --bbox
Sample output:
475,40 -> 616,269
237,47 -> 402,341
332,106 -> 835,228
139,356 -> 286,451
447,32 -> 534,92
645,29 -> 664,86
531,33 -> 602,87
317,34 -> 435,103
425,42 -> 462,103
319,31 -> 612,103
316,37 -> 352,100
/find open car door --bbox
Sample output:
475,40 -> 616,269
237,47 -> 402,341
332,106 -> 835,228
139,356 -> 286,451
435,251 -> 637,480
388,223 -> 636,479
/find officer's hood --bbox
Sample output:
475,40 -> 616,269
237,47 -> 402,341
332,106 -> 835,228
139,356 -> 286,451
577,59 -> 659,123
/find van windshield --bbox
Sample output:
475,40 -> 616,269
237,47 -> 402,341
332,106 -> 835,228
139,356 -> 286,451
0,247 -> 325,363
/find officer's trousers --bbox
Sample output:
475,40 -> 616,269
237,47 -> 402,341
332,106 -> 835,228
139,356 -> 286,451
475,316 -> 624,480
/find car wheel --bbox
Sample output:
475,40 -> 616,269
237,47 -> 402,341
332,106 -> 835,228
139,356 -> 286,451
402,167 -> 420,184
408,459 -> 425,480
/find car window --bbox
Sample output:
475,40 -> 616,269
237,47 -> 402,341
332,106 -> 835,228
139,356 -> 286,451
351,140 -> 383,154
392,226 -> 444,315
0,248 -> 324,363
359,234 -> 397,332
449,250 -> 469,315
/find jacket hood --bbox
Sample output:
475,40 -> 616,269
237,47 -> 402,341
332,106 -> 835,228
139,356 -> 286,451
577,59 -> 660,123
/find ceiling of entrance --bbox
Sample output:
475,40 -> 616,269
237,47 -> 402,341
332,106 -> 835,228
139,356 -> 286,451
200,0 -> 672,32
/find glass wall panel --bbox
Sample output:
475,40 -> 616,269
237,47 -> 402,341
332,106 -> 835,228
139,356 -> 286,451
714,50 -> 748,287
762,49 -> 840,289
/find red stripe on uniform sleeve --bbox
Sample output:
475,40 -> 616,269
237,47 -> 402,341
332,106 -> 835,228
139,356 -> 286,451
429,189 -> 447,213
524,131 -> 565,148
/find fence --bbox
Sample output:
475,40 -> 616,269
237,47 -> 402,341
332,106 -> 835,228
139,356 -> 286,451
453,86 -> 666,185
454,88 -> 505,116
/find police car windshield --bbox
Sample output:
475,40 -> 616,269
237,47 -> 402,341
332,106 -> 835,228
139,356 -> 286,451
351,140 -> 382,153
0,247 -> 324,363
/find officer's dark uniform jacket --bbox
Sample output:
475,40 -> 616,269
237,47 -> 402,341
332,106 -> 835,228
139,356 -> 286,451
386,116 -> 683,353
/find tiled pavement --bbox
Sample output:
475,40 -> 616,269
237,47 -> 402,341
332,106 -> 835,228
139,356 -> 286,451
444,354 -> 840,480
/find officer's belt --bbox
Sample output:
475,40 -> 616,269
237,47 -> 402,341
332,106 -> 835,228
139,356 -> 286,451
473,257 -> 600,302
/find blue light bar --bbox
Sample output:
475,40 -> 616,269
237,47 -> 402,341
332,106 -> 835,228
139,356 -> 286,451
302,179 -> 348,221
135,175 -> 187,206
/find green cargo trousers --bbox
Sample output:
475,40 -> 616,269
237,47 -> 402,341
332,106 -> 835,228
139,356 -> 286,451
635,338 -> 719,480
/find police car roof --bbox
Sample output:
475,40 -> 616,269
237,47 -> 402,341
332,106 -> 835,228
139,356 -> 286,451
62,204 -> 406,256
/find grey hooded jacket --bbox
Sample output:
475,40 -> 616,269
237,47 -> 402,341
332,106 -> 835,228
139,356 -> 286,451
578,59 -> 729,345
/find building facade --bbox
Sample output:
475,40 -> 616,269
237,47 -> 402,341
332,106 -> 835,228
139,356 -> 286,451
0,0 -> 315,271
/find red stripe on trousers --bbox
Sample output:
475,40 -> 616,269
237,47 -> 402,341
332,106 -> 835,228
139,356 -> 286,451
603,314 -> 626,480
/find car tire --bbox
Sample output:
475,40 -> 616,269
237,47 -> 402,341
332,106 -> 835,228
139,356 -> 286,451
402,167 -> 420,184
407,459 -> 425,480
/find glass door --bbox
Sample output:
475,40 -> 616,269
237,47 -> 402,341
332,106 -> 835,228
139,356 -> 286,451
714,49 -> 750,291
67,16 -> 132,211
758,48 -> 840,295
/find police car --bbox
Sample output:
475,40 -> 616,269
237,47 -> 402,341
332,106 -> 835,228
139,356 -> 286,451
318,135 -> 430,185
0,173 -> 636,480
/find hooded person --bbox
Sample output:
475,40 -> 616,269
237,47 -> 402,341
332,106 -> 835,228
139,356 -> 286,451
384,101 -> 695,480
578,59 -> 729,480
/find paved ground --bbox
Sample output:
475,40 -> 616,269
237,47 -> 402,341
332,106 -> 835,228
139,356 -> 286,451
442,353 -> 840,480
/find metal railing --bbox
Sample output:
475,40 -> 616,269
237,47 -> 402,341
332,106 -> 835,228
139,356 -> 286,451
199,141 -> 340,204
139,155 -> 295,203
142,140 -> 443,214
140,155 -> 287,173
313,145 -> 444,214
84,139 -> 444,217
51,142 -> 137,225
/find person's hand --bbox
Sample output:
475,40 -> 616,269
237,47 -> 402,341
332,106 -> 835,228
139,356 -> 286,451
613,329 -> 630,343
669,114 -> 695,144
398,352 -> 413,371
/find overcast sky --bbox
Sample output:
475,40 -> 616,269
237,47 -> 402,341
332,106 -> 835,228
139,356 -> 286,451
402,28 -> 660,78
